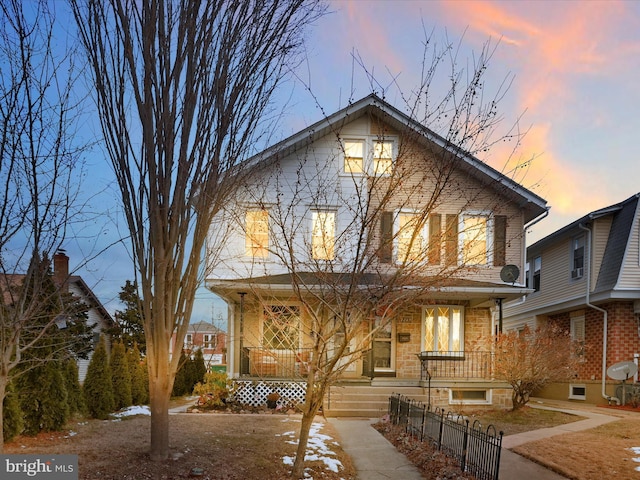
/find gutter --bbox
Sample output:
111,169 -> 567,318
579,223 -> 619,405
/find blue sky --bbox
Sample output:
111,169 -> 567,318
66,0 -> 640,321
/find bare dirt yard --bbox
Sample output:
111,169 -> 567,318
5,409 -> 357,480
6,401 -> 635,480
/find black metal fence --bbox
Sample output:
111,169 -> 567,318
388,394 -> 503,480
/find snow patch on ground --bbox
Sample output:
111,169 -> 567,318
112,405 -> 151,418
281,421 -> 344,477
628,446 -> 640,471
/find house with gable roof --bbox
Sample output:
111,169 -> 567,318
503,193 -> 640,405
0,250 -> 114,382
205,95 -> 548,414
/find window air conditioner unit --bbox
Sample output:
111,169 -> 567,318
571,267 -> 583,279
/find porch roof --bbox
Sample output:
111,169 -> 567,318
207,273 -> 533,308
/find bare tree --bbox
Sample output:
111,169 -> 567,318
218,32 -> 540,477
71,0 -> 326,460
0,0 -> 88,450
493,324 -> 580,410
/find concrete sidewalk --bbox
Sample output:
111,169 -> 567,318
328,400 -> 623,480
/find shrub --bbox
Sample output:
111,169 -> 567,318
63,359 -> 85,415
127,343 -> 148,405
110,341 -> 132,410
193,372 -> 230,409
83,336 -> 115,419
19,362 -> 70,435
2,382 -> 23,442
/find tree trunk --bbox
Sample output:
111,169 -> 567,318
291,379 -> 325,478
0,376 -> 6,453
148,363 -> 172,460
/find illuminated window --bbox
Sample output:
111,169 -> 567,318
396,212 -> 425,263
245,209 -> 269,258
344,140 -> 364,174
424,306 -> 463,353
461,214 -> 489,265
312,211 -> 336,260
342,138 -> 395,176
373,141 -> 393,175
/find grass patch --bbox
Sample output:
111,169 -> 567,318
463,406 -> 585,436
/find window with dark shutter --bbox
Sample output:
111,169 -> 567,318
445,214 -> 458,266
379,211 -> 393,263
428,213 -> 441,264
494,215 -> 507,266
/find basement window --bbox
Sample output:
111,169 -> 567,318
449,389 -> 491,405
569,384 -> 586,400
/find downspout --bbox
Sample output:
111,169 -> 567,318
578,223 -> 619,404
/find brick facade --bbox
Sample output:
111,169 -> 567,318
549,301 -> 640,382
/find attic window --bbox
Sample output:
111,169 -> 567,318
341,137 -> 396,176
344,140 -> 364,174
373,140 -> 393,175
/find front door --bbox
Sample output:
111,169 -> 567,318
373,316 -> 395,374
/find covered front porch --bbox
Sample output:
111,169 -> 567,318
208,277 -> 523,412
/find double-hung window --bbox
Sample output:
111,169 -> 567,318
396,212 -> 426,263
570,315 -> 586,359
203,334 -> 215,349
342,138 -> 395,176
572,235 -> 585,279
245,209 -> 269,258
461,213 -> 491,265
532,256 -> 541,291
373,140 -> 393,175
311,211 -> 336,260
423,306 -> 464,354
344,140 -> 364,174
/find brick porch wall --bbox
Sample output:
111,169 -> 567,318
395,306 -> 492,379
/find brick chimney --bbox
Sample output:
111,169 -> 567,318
53,250 -> 69,292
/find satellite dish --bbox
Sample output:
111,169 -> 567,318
500,264 -> 520,284
607,361 -> 638,381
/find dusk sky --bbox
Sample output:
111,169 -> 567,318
68,0 -> 640,320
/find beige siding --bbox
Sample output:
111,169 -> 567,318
210,114 -> 527,284
591,216 -> 612,290
505,237 -> 587,320
618,203 -> 640,289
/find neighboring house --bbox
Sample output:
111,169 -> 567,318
503,193 -> 640,405
170,320 -> 227,368
205,95 -> 548,413
0,251 -> 114,382
53,251 -> 115,382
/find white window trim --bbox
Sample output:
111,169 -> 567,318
458,211 -> 494,266
570,235 -> 585,280
243,207 -> 271,261
310,209 -> 337,261
449,388 -> 492,406
569,384 -> 587,401
339,136 -> 397,177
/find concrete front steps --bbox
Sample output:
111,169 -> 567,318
323,381 -> 430,418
